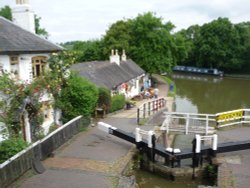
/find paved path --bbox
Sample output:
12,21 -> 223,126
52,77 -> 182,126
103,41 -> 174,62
173,125 -> 250,188
15,79 -> 169,188
11,75 -> 250,188
216,127 -> 250,188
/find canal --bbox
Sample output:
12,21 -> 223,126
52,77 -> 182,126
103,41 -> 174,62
173,73 -> 250,114
135,73 -> 250,187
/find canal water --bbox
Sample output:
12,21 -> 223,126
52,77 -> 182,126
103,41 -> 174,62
173,73 -> 250,114
135,73 -> 250,187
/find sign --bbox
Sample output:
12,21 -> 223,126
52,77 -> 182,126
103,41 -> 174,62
216,110 -> 244,122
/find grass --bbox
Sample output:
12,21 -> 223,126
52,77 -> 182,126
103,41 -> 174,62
160,75 -> 176,97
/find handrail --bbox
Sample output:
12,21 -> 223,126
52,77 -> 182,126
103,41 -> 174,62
137,97 -> 167,125
163,109 -> 250,134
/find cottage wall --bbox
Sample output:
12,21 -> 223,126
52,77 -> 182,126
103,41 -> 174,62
0,54 -> 50,83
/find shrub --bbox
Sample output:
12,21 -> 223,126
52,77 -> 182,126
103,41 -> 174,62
109,94 -> 126,113
0,138 -> 28,164
56,73 -> 98,123
97,87 -> 111,111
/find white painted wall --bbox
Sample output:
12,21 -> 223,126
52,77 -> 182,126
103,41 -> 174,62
0,53 -> 54,141
12,4 -> 35,33
0,54 -> 50,83
116,75 -> 144,98
0,55 -> 10,73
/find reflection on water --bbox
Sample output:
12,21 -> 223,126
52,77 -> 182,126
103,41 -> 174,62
172,73 -> 250,114
175,96 -> 198,113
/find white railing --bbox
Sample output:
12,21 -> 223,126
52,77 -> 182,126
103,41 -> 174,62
216,109 -> 250,128
162,112 -> 216,135
162,109 -> 250,135
195,134 -> 218,153
137,97 -> 167,124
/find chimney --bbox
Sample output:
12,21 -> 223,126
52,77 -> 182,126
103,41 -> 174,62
109,49 -> 120,65
121,49 -> 127,62
12,0 -> 35,33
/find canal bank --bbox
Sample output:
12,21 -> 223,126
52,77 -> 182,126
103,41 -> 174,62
13,73 -> 250,188
172,73 -> 250,188
13,76 -> 172,188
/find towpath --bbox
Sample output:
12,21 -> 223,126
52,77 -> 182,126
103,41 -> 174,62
15,79 -> 168,188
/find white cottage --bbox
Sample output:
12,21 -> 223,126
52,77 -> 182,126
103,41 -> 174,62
71,50 -> 146,98
0,0 -> 62,142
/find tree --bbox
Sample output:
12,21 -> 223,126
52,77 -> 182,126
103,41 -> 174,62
103,20 -> 132,57
235,22 -> 250,72
177,25 -> 201,66
70,40 -> 105,62
188,18 -> 243,71
103,12 -> 179,74
35,15 -> 49,38
0,5 -> 12,20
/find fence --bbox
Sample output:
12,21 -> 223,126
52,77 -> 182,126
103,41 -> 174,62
162,109 -> 250,135
162,112 -> 216,135
137,97 -> 167,125
0,116 -> 90,188
216,109 -> 250,128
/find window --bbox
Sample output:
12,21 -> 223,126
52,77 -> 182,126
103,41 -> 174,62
9,56 -> 19,79
32,56 -> 47,78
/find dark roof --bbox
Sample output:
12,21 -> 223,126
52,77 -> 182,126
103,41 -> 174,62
71,60 -> 145,89
0,16 -> 62,55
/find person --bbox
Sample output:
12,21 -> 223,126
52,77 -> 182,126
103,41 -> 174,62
154,87 -> 159,98
140,85 -> 144,92
144,89 -> 150,99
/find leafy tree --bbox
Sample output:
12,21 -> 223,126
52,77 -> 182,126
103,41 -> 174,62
103,20 -> 132,57
235,22 -> 250,72
172,32 -> 189,64
177,25 -> 201,66
56,73 -> 98,123
71,40 -> 105,62
103,12 -> 179,74
0,5 -> 12,20
35,15 -> 49,38
196,18 -> 243,70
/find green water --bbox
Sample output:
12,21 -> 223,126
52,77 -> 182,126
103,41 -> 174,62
172,73 -> 250,114
136,73 -> 250,187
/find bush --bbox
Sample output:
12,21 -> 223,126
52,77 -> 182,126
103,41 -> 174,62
109,94 -> 126,113
97,87 -> 111,111
56,73 -> 98,123
0,138 -> 28,164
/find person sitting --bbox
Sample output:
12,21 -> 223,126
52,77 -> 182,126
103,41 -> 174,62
144,90 -> 151,99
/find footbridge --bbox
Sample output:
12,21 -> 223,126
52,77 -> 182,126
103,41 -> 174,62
98,109 -> 250,168
162,109 -> 250,135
